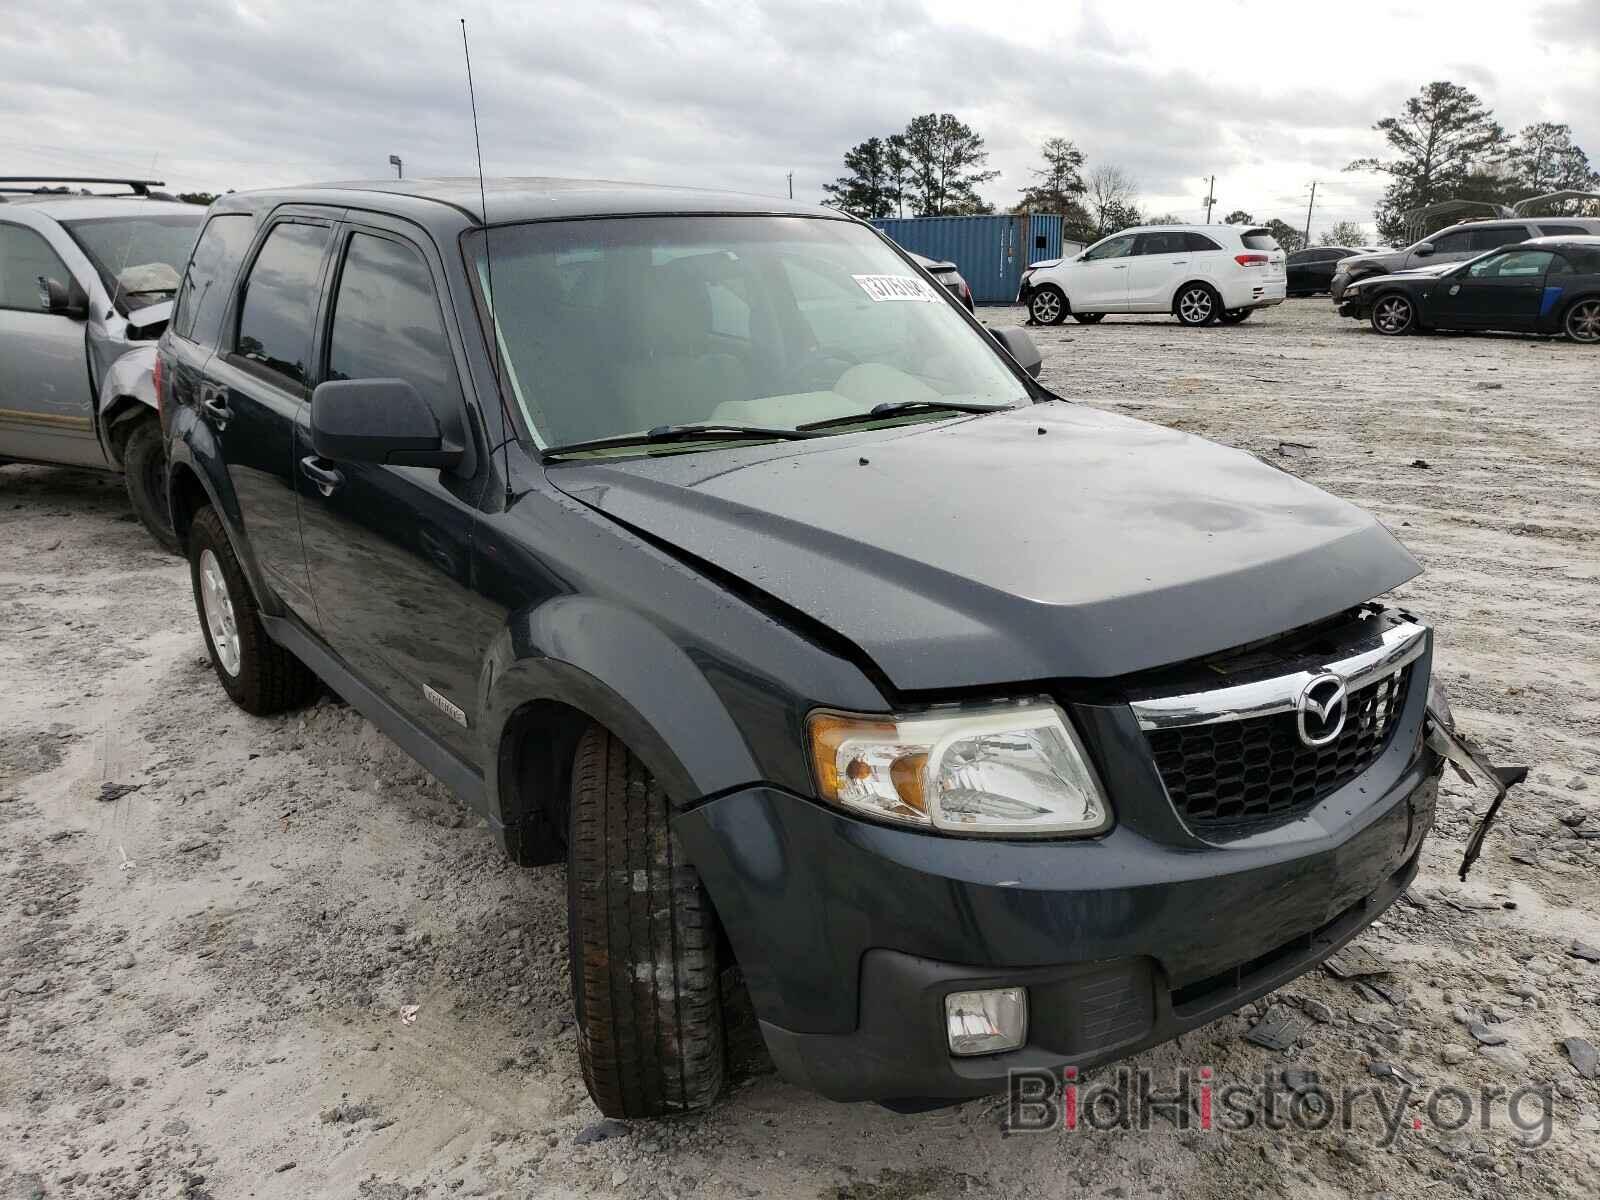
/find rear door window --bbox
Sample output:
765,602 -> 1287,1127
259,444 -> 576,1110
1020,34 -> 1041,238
1134,231 -> 1187,256
326,232 -> 459,407
172,212 -> 254,344
234,221 -> 332,387
1240,229 -> 1281,251
1468,226 -> 1525,252
0,223 -> 71,311
1538,224 -> 1590,237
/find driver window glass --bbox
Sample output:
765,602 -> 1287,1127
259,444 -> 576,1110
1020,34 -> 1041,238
1466,250 -> 1554,279
1085,235 -> 1135,261
0,224 -> 71,311
1429,231 -> 1470,252
327,233 -> 459,408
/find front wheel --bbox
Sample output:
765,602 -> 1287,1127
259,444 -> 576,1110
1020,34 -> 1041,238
1565,297 -> 1600,343
568,725 -> 725,1117
1218,308 -> 1253,325
121,417 -> 180,553
1370,293 -> 1415,335
1175,285 -> 1220,326
1029,285 -> 1067,325
1072,312 -> 1105,324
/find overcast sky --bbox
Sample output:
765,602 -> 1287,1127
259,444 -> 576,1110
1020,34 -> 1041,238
4,0 -> 1596,238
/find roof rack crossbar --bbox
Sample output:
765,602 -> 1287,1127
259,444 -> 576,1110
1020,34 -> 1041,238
0,177 -> 167,196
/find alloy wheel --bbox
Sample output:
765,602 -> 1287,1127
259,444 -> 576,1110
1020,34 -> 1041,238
199,548 -> 242,676
1030,290 -> 1063,324
1567,298 -> 1600,343
1373,296 -> 1412,334
1178,288 -> 1213,324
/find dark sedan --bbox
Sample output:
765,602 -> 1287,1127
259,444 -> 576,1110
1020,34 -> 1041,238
1286,246 -> 1364,296
1337,237 -> 1600,342
909,251 -> 975,310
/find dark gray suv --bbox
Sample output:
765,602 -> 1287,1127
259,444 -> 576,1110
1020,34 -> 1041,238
159,178 -> 1452,1118
1330,217 -> 1600,300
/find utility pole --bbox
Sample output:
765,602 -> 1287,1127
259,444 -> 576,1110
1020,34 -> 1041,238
786,171 -> 793,200
388,154 -> 403,179
1303,181 -> 1318,246
1203,176 -> 1216,223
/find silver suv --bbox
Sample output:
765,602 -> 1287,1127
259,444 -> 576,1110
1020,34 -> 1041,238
1330,217 -> 1600,301
0,178 -> 205,549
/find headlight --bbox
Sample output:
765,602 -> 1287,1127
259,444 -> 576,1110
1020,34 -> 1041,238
806,701 -> 1110,836
1427,676 -> 1455,729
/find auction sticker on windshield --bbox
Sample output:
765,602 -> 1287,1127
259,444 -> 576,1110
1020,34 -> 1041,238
853,274 -> 938,302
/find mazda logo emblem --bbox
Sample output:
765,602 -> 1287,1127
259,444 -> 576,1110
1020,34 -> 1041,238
1297,673 -> 1348,747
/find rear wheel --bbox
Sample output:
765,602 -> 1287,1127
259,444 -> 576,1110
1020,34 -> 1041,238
568,725 -> 725,1117
1218,308 -> 1253,324
121,417 -> 179,554
1072,312 -> 1105,324
187,506 -> 317,715
1564,297 -> 1600,343
1371,293 -> 1415,335
1029,285 -> 1067,325
1175,284 -> 1220,326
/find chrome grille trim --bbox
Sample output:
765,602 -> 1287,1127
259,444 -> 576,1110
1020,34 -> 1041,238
1128,620 -> 1428,733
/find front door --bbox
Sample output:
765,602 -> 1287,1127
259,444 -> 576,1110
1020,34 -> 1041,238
209,213 -> 336,618
1127,230 -> 1193,310
0,222 -> 102,467
295,222 -> 492,764
1431,248 -> 1555,330
1072,233 -> 1136,310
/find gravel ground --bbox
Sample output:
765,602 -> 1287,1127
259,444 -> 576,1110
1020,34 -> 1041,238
2,297 -> 1598,1199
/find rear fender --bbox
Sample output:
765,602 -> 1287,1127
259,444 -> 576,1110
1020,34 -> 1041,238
166,409 -> 280,613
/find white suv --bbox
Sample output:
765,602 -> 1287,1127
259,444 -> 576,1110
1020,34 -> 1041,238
1018,224 -> 1287,327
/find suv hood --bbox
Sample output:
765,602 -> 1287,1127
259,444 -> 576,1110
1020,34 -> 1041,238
548,404 -> 1420,692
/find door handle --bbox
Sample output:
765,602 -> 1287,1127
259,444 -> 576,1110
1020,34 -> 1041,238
201,393 -> 232,426
1112,264 -> 1129,269
298,455 -> 344,497
1171,260 -> 1188,265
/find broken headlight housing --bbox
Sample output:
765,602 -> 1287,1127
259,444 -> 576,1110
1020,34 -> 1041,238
806,701 -> 1110,836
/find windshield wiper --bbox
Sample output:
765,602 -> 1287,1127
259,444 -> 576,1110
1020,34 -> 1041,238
543,422 -> 813,458
796,400 -> 1011,432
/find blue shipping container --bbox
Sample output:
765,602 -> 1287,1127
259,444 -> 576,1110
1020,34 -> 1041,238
870,214 -> 1079,304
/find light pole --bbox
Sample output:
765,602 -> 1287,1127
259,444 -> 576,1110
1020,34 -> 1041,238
787,172 -> 793,199
388,154 -> 403,180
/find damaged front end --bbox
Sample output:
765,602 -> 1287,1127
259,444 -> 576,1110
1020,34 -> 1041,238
1423,706 -> 1529,880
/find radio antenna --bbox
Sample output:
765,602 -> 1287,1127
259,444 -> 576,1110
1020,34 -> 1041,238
461,17 -> 513,504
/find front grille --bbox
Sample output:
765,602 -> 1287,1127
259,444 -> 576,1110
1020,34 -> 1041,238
1146,665 -> 1413,831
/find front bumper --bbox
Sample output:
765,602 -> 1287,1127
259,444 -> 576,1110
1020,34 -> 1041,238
1330,273 -> 1354,302
1337,293 -> 1370,320
674,675 -> 1440,1104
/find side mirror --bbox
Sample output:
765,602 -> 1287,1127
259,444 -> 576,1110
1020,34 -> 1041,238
1414,242 -> 1434,257
310,378 -> 464,469
991,326 -> 1042,379
37,275 -> 88,319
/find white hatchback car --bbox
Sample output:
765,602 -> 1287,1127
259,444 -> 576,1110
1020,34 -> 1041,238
1018,224 -> 1287,326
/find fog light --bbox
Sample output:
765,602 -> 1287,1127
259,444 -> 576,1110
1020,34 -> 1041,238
944,987 -> 1027,1056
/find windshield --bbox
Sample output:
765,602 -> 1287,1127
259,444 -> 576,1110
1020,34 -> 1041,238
468,216 -> 1030,452
61,213 -> 205,312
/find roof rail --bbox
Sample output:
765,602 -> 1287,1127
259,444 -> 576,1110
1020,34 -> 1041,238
0,177 -> 168,197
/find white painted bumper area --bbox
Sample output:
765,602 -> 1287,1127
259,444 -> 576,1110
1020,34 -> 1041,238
1223,275 -> 1287,309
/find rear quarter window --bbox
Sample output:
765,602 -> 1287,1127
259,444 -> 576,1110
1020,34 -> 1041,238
1240,230 -> 1280,251
1185,233 -> 1222,252
172,213 -> 255,344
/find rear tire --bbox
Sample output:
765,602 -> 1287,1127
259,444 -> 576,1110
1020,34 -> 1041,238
122,417 -> 180,554
1028,285 -> 1067,325
1564,297 -> 1600,343
187,506 -> 317,715
568,725 -> 725,1118
1370,293 -> 1415,336
1175,284 -> 1220,326
1072,312 -> 1105,324
1218,308 -> 1253,324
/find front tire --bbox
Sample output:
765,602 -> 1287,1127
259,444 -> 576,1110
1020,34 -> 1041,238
121,417 -> 180,553
1370,293 -> 1415,335
1175,284 -> 1220,326
1218,308 -> 1253,324
1029,285 -> 1067,325
1564,297 -> 1600,343
568,725 -> 725,1118
187,506 -> 317,715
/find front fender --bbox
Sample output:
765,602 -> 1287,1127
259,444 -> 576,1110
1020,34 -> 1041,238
480,595 -> 765,828
96,346 -> 158,467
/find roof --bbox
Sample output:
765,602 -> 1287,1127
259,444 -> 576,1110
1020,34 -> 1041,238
0,196 -> 202,220
1524,234 -> 1600,247
220,177 -> 846,229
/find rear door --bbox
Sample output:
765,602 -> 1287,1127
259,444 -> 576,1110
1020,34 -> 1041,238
1127,231 -> 1192,310
205,210 -> 337,618
0,220 -> 101,467
1431,248 -> 1555,330
1070,233 -> 1136,310
295,218 -> 492,762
